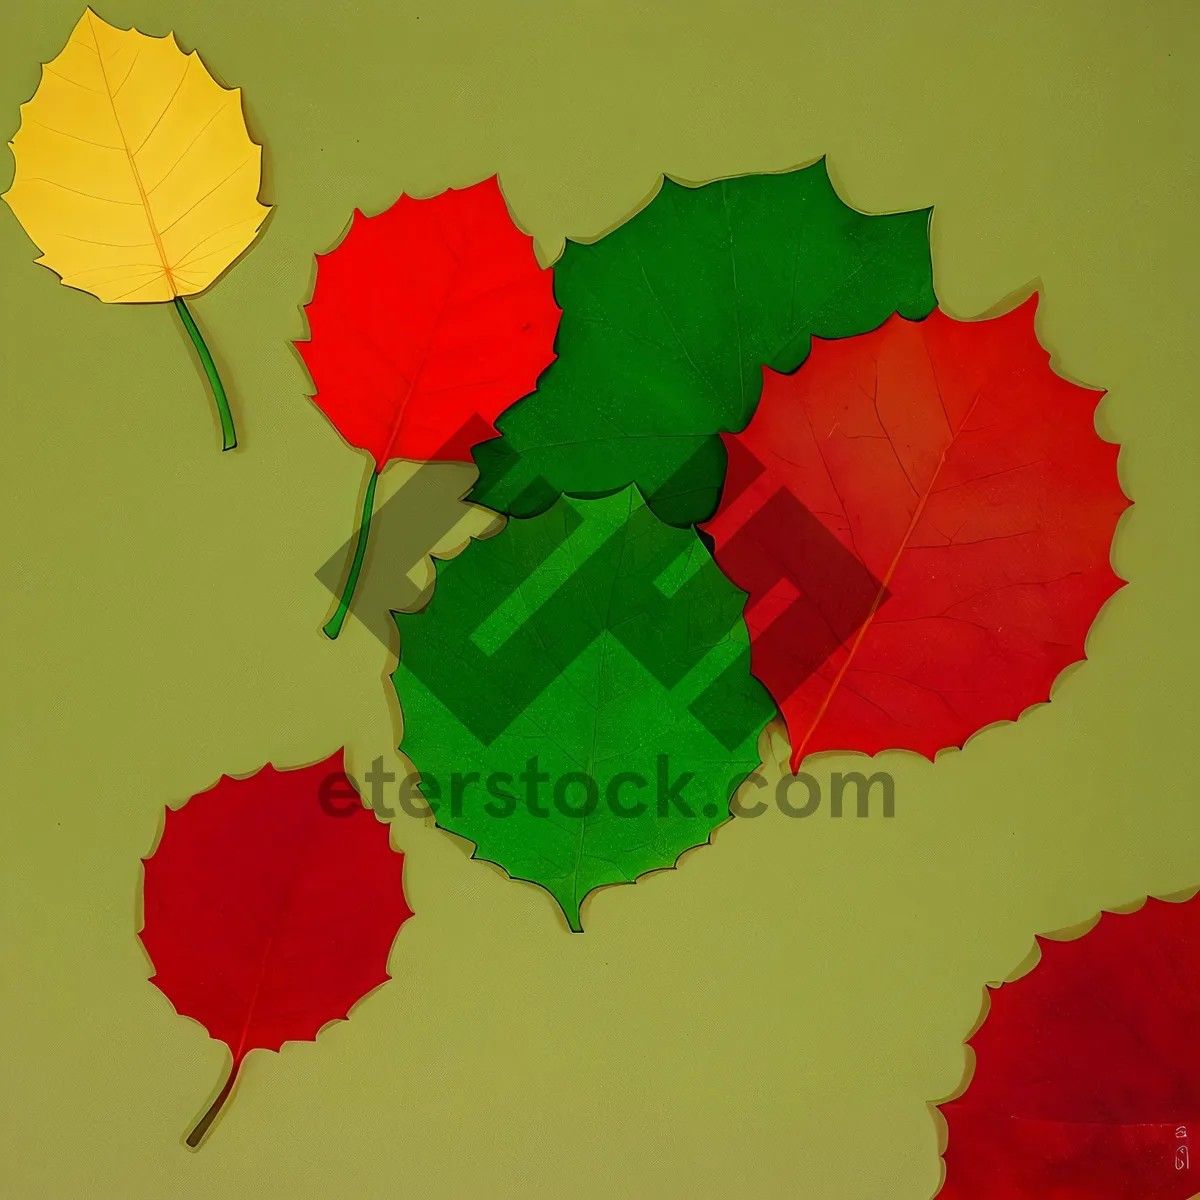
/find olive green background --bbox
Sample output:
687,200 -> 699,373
1,1 -> 1198,1197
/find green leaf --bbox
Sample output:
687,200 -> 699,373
391,486 -> 775,931
469,159 -> 935,527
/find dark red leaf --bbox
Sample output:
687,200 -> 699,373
937,895 -> 1200,1198
295,175 -> 560,466
701,295 -> 1130,771
139,750 -> 411,1146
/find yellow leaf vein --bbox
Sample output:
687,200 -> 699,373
159,154 -> 255,235
42,64 -> 100,92
86,8 -> 173,294
26,117 -> 121,150
145,98 -> 230,195
21,177 -> 141,204
109,47 -> 142,98
130,55 -> 192,158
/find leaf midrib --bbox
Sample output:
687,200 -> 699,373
86,10 -> 177,296
793,378 -> 985,761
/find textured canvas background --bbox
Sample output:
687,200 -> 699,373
1,1 -> 1198,1196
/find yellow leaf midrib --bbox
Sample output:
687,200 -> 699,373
84,9 -> 177,298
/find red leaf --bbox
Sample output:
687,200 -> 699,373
937,895 -> 1200,1198
701,295 -> 1129,771
139,750 -> 411,1146
295,175 -> 560,466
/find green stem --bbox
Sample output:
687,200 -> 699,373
323,467 -> 379,640
173,296 -> 237,451
186,1055 -> 243,1148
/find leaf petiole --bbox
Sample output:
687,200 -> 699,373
173,296 -> 237,452
323,466 -> 380,640
186,1054 -> 243,1148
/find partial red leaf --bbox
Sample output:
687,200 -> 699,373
701,296 -> 1129,771
937,895 -> 1200,1198
295,175 -> 560,465
139,750 -> 411,1146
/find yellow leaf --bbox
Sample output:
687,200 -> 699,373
2,7 -> 269,304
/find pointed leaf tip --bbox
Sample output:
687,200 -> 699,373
393,486 -> 772,930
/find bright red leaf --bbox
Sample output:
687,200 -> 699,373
139,750 -> 412,1146
296,174 -> 560,467
937,895 -> 1200,1198
701,295 -> 1129,771
296,175 -> 560,639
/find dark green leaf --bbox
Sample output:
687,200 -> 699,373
470,159 -> 935,526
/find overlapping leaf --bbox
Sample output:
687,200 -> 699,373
296,175 -> 559,467
296,175 -> 560,637
702,296 -> 1130,770
469,160 -> 935,527
391,485 -> 774,931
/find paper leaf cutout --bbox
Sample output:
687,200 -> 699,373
2,7 -> 271,449
937,895 -> 1200,1198
296,175 -> 559,468
139,750 -> 411,1146
469,159 -> 935,527
701,296 -> 1129,771
391,485 -> 774,931
3,7 -> 268,302
296,175 -> 560,638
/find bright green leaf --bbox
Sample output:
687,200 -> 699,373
391,486 -> 774,931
